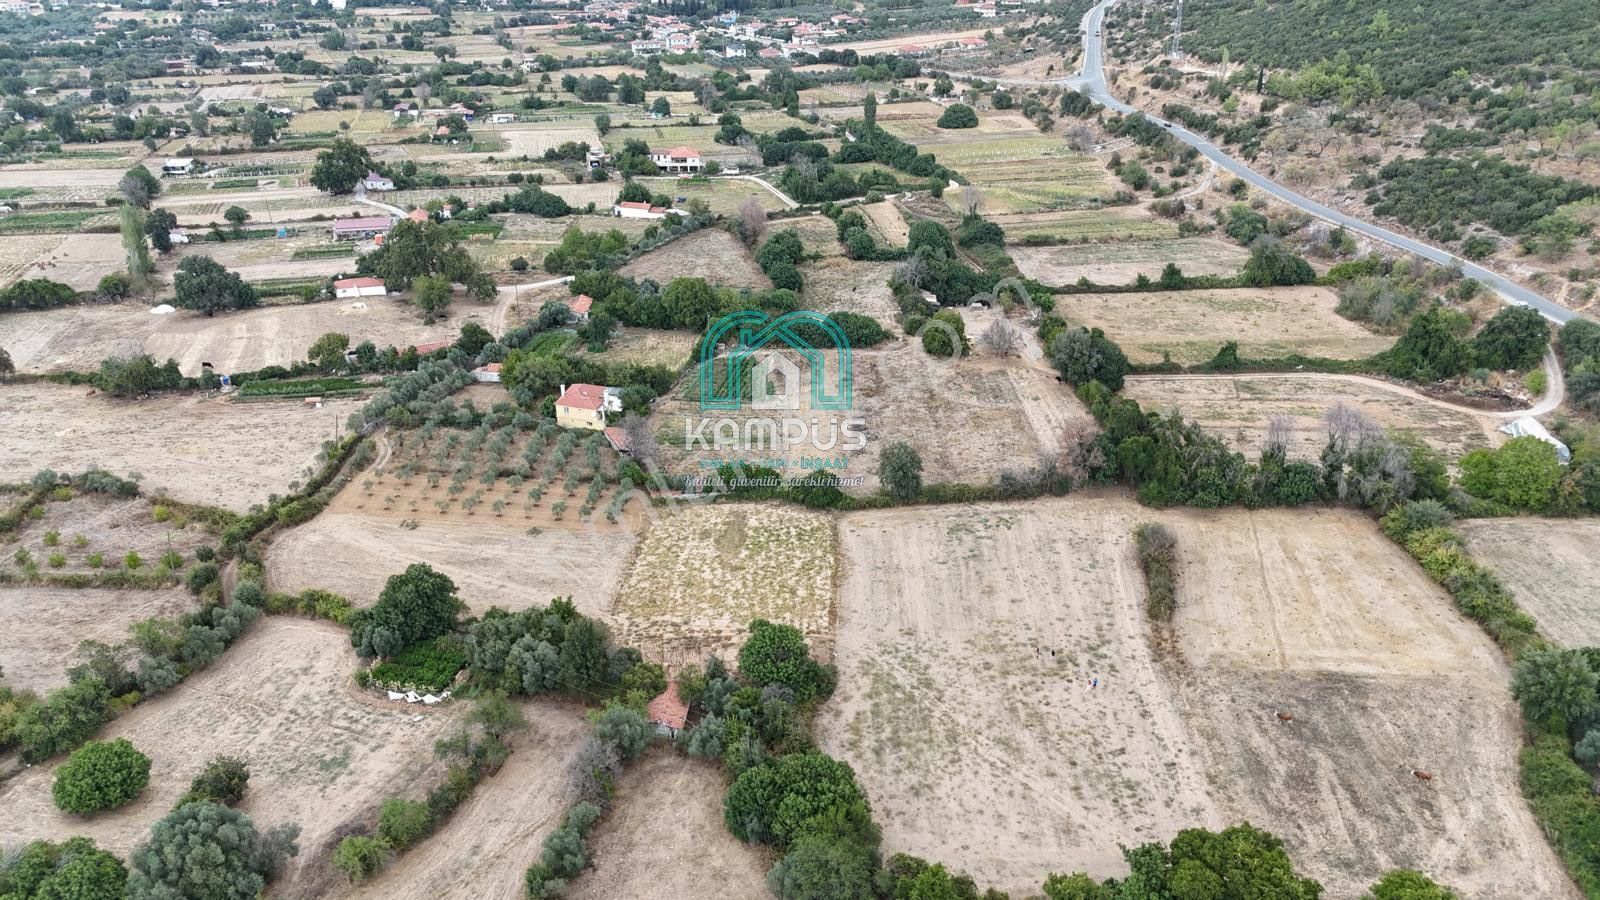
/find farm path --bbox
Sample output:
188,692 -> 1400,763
491,275 -> 575,336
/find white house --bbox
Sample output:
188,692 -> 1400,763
392,102 -> 413,120
613,201 -> 668,219
333,277 -> 387,299
471,363 -> 503,383
630,38 -> 661,54
362,171 -> 394,192
1499,416 -> 1572,464
489,112 -> 515,124
161,157 -> 194,176
722,42 -> 747,58
648,145 -> 702,174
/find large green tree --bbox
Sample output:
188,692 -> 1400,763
765,833 -> 878,900
127,801 -> 299,900
1512,648 -> 1600,725
349,563 -> 463,657
1384,308 -> 1470,381
1471,305 -> 1550,371
737,620 -> 832,702
0,837 -> 127,900
724,752 -> 875,847
1460,436 -> 1563,509
309,137 -> 375,195
879,441 -> 923,501
173,256 -> 258,316
1368,869 -> 1460,900
1048,327 -> 1130,391
360,219 -> 491,300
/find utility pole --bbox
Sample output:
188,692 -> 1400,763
1170,0 -> 1184,58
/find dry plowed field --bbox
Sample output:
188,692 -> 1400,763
0,587 -> 197,693
618,229 -> 769,290
817,497 -> 1573,898
0,618 -> 463,894
1460,518 -> 1600,647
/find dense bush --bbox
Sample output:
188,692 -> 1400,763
737,620 -> 834,703
333,835 -> 389,883
1372,155 -> 1594,238
1460,437 -> 1563,510
465,598 -> 626,697
128,801 -> 299,899
0,277 -> 78,311
724,751 -> 875,847
0,837 -> 126,899
1133,523 -> 1178,621
1470,305 -> 1550,371
936,104 -> 978,129
52,738 -> 151,813
350,564 -> 464,658
181,755 -> 250,807
1042,824 -> 1322,898
368,636 -> 467,691
11,676 -> 110,763
1048,327 -> 1130,391
1383,308 -> 1470,382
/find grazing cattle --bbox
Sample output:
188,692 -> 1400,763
1412,769 -> 1433,782
1275,711 -> 1294,723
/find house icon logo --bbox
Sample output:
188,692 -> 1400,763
699,310 -> 852,411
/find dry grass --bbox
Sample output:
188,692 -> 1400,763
610,503 -> 835,668
1460,518 -> 1600,647
1053,286 -> 1396,365
1011,238 -> 1251,286
0,385 -> 359,513
1123,374 -> 1501,463
0,587 -> 198,693
619,228 -> 769,290
798,258 -> 902,326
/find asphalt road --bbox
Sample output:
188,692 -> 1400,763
1072,0 -> 1579,324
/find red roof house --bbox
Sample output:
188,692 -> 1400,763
646,681 -> 688,735
566,294 -> 594,318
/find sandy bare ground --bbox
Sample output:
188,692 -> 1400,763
858,201 -> 910,247
1011,238 -> 1250,286
1124,374 -> 1501,463
0,385 -> 357,512
611,503 -> 835,669
619,229 -> 770,291
7,494 -> 215,579
1460,518 -> 1600,647
566,750 -> 773,900
9,234 -> 125,291
266,512 -> 635,618
0,587 -> 198,693
648,349 -> 1088,493
336,700 -> 591,900
830,27 -> 998,53
1053,286 -> 1395,365
3,298 -> 462,377
0,618 -> 463,894
818,498 -> 1220,895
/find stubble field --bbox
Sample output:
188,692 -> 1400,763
1459,518 -> 1600,647
1011,237 -> 1251,286
816,498 -> 1572,898
1052,286 -> 1394,365
0,587 -> 197,693
0,385 -> 357,512
618,228 -> 770,290
1123,374 -> 1501,463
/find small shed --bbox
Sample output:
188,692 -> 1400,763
646,681 -> 688,737
334,277 -> 387,299
471,363 -> 503,383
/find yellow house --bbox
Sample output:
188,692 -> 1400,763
555,383 -> 616,431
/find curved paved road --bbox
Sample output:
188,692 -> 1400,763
1073,0 -> 1580,325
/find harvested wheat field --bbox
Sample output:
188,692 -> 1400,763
817,497 -> 1571,898
619,228 -> 769,291
0,384 -> 358,512
4,298 -> 461,376
1123,374 -> 1501,463
1053,286 -> 1394,365
0,587 -> 198,693
5,493 -> 217,579
336,701 -> 591,900
267,512 -> 635,618
1011,238 -> 1250,287
1460,518 -> 1600,647
610,503 -> 835,668
566,750 -> 773,900
818,498 -> 1219,895
0,618 -> 463,894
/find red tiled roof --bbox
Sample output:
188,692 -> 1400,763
567,294 -> 593,315
662,145 -> 700,158
410,340 -> 452,354
646,681 -> 688,730
334,277 -> 385,289
333,216 -> 394,231
474,363 -> 503,374
604,425 -> 630,452
617,201 -> 653,210
407,208 -> 429,222
557,383 -> 607,411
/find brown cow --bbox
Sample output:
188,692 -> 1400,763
1412,769 -> 1433,782
1275,711 -> 1293,723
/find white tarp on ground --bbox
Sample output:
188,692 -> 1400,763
1499,416 -> 1571,464
149,304 -> 176,315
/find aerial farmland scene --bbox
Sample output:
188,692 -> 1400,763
1,0 -> 1598,897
